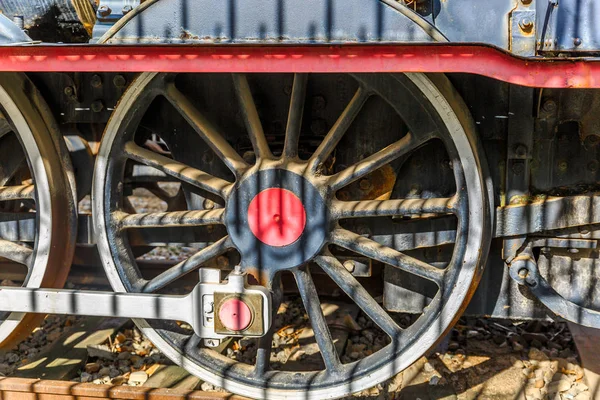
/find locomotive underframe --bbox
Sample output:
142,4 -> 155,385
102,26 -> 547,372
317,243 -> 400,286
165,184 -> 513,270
0,43 -> 595,327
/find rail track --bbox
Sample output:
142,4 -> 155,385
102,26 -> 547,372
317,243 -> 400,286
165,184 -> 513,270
0,377 -> 248,400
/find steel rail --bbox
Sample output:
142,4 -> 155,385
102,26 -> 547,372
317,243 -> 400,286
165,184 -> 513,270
0,377 -> 248,399
0,44 -> 599,88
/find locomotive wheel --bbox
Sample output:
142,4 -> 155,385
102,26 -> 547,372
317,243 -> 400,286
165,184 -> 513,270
0,73 -> 76,347
94,72 -> 492,399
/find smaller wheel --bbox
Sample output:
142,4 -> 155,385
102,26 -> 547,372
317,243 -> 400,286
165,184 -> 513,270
0,73 -> 76,347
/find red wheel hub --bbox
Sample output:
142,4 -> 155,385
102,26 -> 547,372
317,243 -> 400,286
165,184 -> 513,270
247,188 -> 306,247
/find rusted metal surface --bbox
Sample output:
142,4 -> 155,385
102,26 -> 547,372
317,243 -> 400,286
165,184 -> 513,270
0,377 -> 249,399
0,45 -> 598,87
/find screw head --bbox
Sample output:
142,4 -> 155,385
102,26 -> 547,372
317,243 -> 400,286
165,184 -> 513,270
98,5 -> 112,17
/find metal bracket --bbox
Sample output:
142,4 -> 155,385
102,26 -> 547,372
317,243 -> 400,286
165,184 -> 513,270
510,4 -> 536,56
0,270 -> 271,340
509,250 -> 600,328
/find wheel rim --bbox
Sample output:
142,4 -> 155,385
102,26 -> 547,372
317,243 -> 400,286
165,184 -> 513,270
94,72 -> 491,399
0,73 -> 76,346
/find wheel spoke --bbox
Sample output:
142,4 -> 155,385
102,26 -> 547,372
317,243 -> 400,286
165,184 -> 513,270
0,239 -> 32,266
0,184 -> 34,201
115,209 -> 224,230
330,228 -> 444,285
331,196 -> 457,219
315,254 -> 402,338
139,236 -> 232,293
292,266 -> 342,373
308,87 -> 370,172
328,130 -> 435,192
163,83 -> 249,174
283,73 -> 308,159
124,142 -> 232,198
232,74 -> 271,160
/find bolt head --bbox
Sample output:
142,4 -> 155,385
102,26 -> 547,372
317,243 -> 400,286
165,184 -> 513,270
90,74 -> 102,88
64,86 -> 74,96
542,99 -> 557,113
574,37 -> 582,47
514,144 -> 527,158
98,5 -> 112,17
113,75 -> 127,88
122,5 -> 133,14
91,100 -> 104,113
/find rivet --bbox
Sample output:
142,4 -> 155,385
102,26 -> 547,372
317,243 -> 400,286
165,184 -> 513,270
574,37 -> 582,47
542,99 -> 557,113
90,74 -> 102,88
91,100 -> 104,113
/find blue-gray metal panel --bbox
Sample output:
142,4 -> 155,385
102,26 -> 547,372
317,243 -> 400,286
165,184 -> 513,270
538,0 -> 600,52
432,0 -> 514,50
106,0 -> 438,43
0,13 -> 31,44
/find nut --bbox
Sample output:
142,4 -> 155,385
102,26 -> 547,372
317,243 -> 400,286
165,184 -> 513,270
519,17 -> 534,32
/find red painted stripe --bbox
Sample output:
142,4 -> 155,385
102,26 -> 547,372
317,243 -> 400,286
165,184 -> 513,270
1,44 -> 599,88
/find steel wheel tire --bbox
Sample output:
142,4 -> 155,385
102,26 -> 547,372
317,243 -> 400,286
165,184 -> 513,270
93,71 -> 492,399
0,73 -> 77,347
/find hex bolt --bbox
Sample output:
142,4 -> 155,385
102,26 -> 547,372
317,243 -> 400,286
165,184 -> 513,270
542,99 -> 557,113
514,144 -> 527,158
91,100 -> 104,113
113,74 -> 127,88
574,37 -> 582,47
557,160 -> 568,172
242,151 -> 256,164
98,5 -> 112,17
343,260 -> 356,273
519,17 -> 534,32
90,74 -> 102,88
122,5 -> 133,14
12,16 -> 24,30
